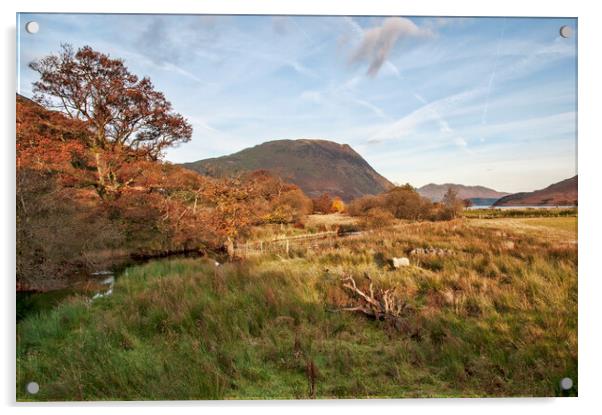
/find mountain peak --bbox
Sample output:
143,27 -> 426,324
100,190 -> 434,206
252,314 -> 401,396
181,139 -> 394,201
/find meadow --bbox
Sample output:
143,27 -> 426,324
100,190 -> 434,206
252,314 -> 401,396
16,214 -> 577,400
462,207 -> 577,219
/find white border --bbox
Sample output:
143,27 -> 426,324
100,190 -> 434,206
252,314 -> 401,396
2,1 -> 601,414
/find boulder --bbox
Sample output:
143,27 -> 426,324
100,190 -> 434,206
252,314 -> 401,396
392,257 -> 410,268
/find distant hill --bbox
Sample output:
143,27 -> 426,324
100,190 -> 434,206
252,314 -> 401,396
417,183 -> 509,203
493,175 -> 578,207
181,139 -> 394,201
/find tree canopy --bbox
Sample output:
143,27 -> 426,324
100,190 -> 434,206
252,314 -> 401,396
30,44 -> 192,161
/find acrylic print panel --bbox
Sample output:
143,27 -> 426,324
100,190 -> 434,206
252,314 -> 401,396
16,13 -> 577,401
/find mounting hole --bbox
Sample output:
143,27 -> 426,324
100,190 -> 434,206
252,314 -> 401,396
25,21 -> 39,34
560,377 -> 573,390
26,381 -> 39,394
559,25 -> 572,38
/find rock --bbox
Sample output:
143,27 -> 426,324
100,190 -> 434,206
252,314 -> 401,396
392,257 -> 410,268
410,247 -> 454,257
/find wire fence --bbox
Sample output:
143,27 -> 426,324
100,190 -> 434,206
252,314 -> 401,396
234,230 -> 364,258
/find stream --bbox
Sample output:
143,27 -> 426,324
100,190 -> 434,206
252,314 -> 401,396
17,269 -> 120,322
16,231 -> 361,322
16,252 -> 220,322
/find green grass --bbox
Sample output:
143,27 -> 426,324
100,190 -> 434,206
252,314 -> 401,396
463,207 -> 577,219
17,219 -> 577,400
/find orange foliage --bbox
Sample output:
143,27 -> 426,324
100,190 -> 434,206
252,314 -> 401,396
312,193 -> 333,214
312,193 -> 346,214
330,197 -> 346,213
17,45 -> 315,288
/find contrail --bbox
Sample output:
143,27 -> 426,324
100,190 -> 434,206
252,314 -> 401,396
481,18 -> 506,125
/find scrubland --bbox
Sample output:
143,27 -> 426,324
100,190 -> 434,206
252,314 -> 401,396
17,216 -> 577,400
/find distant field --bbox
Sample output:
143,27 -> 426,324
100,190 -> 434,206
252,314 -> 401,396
469,216 -> 577,242
304,213 -> 358,230
463,207 -> 577,219
17,217 -> 577,400
519,217 -> 578,234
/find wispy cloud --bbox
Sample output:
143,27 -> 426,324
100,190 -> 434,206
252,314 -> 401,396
300,72 -> 390,120
350,17 -> 433,77
481,18 -> 506,124
136,18 -> 181,64
135,16 -> 218,65
17,14 -> 577,192
368,88 -> 485,143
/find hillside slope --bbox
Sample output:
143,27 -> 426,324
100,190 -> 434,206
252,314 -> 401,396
181,139 -> 394,201
493,175 -> 578,207
417,183 -> 509,203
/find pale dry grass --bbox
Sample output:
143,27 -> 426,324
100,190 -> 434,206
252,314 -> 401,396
468,217 -> 577,243
304,213 -> 358,230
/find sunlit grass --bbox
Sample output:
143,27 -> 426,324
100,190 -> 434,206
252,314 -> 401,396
17,218 -> 577,400
515,217 -> 578,234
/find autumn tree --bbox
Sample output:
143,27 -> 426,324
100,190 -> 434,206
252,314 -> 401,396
16,95 -> 123,287
312,193 -> 334,214
361,207 -> 394,229
441,187 -> 464,219
347,185 -> 435,224
29,44 -> 192,199
347,194 -> 382,216
232,171 -> 310,225
383,184 -> 431,220
330,197 -> 346,213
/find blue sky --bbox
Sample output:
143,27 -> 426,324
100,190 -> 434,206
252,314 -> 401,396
17,14 -> 577,192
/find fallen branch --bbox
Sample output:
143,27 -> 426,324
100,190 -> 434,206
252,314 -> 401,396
340,274 -> 407,326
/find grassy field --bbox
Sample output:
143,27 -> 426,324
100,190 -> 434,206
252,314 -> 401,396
509,217 -> 578,234
462,207 -> 577,219
17,217 -> 577,400
469,217 -> 577,242
304,213 -> 359,230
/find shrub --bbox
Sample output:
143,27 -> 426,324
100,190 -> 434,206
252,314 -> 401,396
348,184 -> 435,222
383,184 -> 427,220
330,197 -> 346,213
439,187 -> 464,219
361,208 -> 395,228
347,194 -> 382,216
312,193 -> 334,214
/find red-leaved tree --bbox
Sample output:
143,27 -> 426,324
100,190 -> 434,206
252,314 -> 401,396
29,44 -> 192,199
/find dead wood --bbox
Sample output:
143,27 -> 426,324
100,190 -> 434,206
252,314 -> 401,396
340,274 -> 407,328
